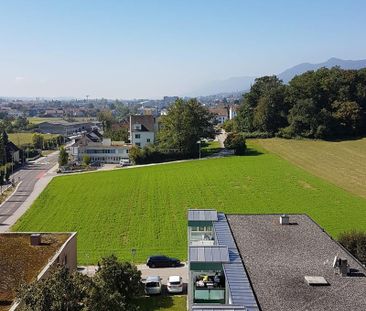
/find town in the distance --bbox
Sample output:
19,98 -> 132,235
1,1 -> 366,311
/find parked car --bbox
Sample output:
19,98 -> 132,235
146,255 -> 181,268
145,276 -> 162,295
167,275 -> 183,293
119,159 -> 131,167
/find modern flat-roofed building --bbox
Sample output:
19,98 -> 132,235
0,232 -> 77,311
187,209 -> 259,311
187,210 -> 366,311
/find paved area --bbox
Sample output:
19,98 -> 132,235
79,263 -> 188,284
0,151 -> 59,232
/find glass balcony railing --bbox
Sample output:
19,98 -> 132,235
194,288 -> 225,303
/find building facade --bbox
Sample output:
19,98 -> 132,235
129,115 -> 156,148
70,135 -> 130,164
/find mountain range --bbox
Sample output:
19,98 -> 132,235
190,57 -> 366,96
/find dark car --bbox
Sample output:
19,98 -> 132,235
146,255 -> 180,268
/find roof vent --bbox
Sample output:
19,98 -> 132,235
280,214 -> 289,225
30,234 -> 41,246
304,276 -> 328,286
333,256 -> 349,276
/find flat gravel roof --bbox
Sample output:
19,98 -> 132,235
227,214 -> 366,311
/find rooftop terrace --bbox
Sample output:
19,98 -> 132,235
227,214 -> 366,311
0,233 -> 71,311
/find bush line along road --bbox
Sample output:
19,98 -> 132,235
12,141 -> 366,264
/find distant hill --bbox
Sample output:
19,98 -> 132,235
187,57 -> 366,97
187,76 -> 256,97
278,57 -> 366,83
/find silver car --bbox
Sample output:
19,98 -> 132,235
145,276 -> 162,295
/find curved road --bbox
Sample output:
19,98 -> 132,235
0,152 -> 59,231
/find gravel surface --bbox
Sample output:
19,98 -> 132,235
227,214 -> 366,311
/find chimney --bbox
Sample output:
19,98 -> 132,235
30,234 -> 41,246
280,214 -> 289,225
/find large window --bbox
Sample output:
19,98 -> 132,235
135,134 -> 141,139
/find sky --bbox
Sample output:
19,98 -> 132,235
1,0 -> 366,99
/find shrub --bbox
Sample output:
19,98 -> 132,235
83,155 -> 91,166
338,231 -> 366,263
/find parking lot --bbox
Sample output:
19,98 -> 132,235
79,262 -> 188,285
137,263 -> 188,284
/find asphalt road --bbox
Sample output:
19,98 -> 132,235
0,152 -> 59,227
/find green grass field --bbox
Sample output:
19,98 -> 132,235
28,117 -> 96,124
12,142 -> 366,264
9,133 -> 59,146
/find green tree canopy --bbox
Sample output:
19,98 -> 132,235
158,98 -> 215,155
58,146 -> 69,166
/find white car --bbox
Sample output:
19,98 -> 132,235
167,275 -> 183,293
145,276 -> 162,295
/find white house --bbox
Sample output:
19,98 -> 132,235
129,115 -> 156,148
209,108 -> 229,125
70,133 -> 131,164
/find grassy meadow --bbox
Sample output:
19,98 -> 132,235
28,117 -> 96,124
9,133 -> 59,146
12,142 -> 366,264
255,138 -> 366,198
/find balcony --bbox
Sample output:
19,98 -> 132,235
193,274 -> 225,304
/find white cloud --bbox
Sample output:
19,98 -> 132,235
15,76 -> 25,81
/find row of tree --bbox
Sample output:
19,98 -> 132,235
32,134 -> 66,150
233,67 -> 366,139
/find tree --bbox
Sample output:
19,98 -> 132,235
83,155 -> 91,166
16,256 -> 142,311
158,98 -> 215,155
128,146 -> 143,165
17,265 -> 90,311
104,127 -> 128,142
331,101 -> 363,136
97,110 -> 115,132
87,255 -> 142,311
237,76 -> 287,134
32,134 -> 44,150
224,132 -> 247,155
58,146 -> 69,166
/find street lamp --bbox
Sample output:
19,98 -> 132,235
197,140 -> 201,159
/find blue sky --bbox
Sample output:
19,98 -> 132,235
1,0 -> 366,99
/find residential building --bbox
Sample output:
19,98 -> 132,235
187,210 -> 366,310
70,133 -> 130,164
129,115 -> 156,148
209,108 -> 229,125
6,142 -> 20,163
0,232 -> 77,311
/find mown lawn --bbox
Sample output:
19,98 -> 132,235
12,143 -> 366,264
137,296 -> 186,311
254,138 -> 366,198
